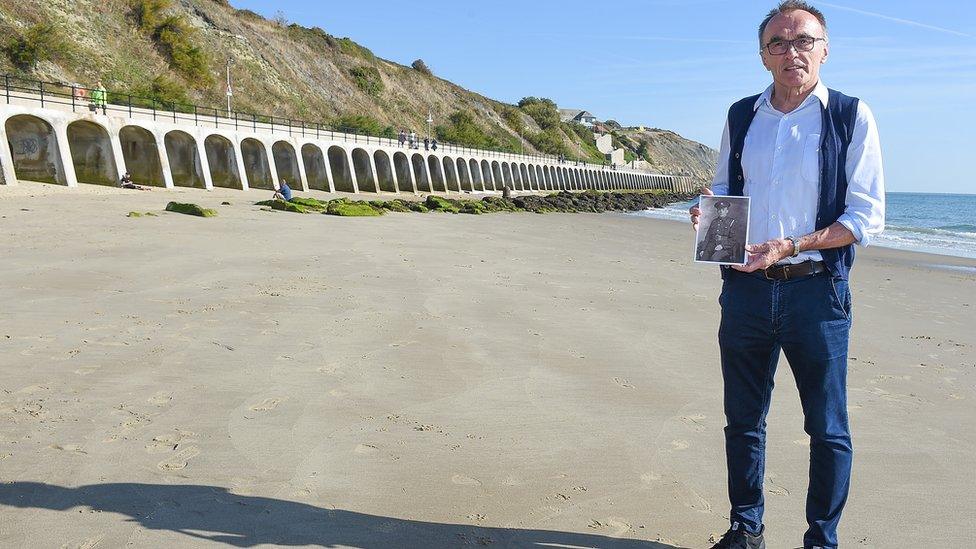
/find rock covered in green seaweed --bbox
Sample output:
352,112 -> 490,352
325,199 -> 384,217
165,202 -> 217,217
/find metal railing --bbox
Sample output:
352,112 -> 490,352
0,73 -> 650,174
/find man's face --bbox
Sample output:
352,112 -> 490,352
718,207 -> 730,218
760,10 -> 828,90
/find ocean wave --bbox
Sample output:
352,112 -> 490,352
936,223 -> 976,232
886,224 -> 976,240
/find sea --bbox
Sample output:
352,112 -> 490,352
631,192 -> 976,260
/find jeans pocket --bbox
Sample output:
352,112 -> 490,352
827,276 -> 852,321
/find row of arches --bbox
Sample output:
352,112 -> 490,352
3,113 -> 695,194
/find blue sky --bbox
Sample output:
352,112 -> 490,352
231,0 -> 975,194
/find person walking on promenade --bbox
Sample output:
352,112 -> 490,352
431,139 -> 438,151
398,129 -> 406,147
689,2 -> 884,548
409,130 -> 417,149
89,81 -> 108,115
423,137 -> 430,151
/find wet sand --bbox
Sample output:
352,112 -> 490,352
1,183 -> 974,548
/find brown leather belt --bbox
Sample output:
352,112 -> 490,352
760,260 -> 828,281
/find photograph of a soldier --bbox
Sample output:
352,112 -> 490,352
694,195 -> 750,265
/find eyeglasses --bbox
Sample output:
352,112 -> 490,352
763,37 -> 826,55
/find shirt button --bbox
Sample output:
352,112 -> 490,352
734,153 -> 740,159
737,175 -> 742,181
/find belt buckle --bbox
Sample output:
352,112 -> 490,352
763,264 -> 790,281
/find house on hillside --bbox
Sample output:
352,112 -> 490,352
558,109 -> 598,127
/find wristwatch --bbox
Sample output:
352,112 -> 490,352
785,236 -> 800,258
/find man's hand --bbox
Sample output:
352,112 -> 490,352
732,238 -> 794,272
689,187 -> 713,231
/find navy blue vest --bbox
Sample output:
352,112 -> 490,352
726,88 -> 859,279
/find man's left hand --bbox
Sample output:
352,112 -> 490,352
732,239 -> 793,272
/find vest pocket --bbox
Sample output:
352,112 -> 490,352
801,134 -> 821,182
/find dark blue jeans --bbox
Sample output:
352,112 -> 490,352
718,268 -> 853,549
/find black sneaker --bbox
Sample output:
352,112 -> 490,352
709,522 -> 766,549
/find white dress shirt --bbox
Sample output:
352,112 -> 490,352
711,81 -> 885,264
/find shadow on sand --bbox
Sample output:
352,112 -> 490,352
0,482 -> 690,548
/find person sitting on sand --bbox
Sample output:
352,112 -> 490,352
273,180 -> 293,202
119,172 -> 150,191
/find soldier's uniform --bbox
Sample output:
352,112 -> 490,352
697,201 -> 743,262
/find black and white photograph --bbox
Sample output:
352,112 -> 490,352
694,195 -> 750,265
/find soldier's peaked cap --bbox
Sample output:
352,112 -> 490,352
714,200 -> 731,209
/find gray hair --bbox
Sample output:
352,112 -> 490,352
758,0 -> 828,43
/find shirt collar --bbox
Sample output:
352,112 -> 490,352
754,81 -> 829,111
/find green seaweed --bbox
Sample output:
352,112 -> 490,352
425,195 -> 460,214
164,202 -> 217,217
289,197 -> 329,211
406,201 -> 429,213
380,199 -> 413,213
325,201 -> 384,217
254,199 -> 308,213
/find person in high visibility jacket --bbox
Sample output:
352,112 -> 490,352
90,81 -> 107,115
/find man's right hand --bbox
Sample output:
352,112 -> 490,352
689,187 -> 713,231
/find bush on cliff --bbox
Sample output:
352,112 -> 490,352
435,111 -> 499,151
411,59 -> 432,76
350,65 -> 384,97
132,0 -> 212,86
4,23 -> 70,71
517,97 -> 560,130
526,128 -> 568,156
334,114 -> 396,139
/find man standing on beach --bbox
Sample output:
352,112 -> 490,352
689,2 -> 885,548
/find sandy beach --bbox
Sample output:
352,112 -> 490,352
1,183 -> 974,548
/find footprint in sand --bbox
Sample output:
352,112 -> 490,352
74,366 -> 100,376
686,489 -> 712,513
587,518 -> 633,537
250,398 -> 283,412
145,430 -> 197,454
451,474 -> 482,486
612,377 -> 635,389
766,475 -> 791,496
148,391 -> 172,406
62,534 -> 106,549
501,475 -> 523,486
354,443 -> 379,454
641,472 -> 663,485
681,414 -> 707,432
49,444 -> 87,455
670,439 -> 690,450
157,446 -> 200,470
